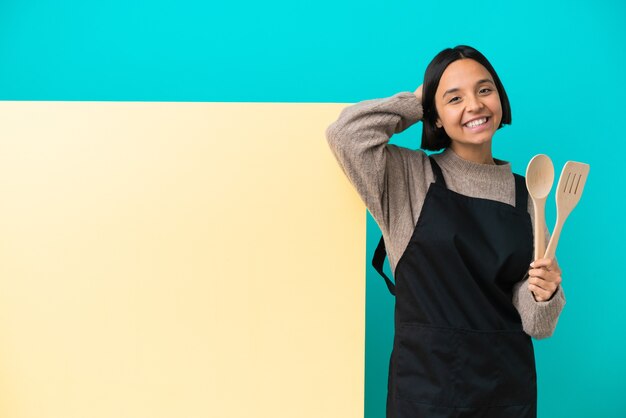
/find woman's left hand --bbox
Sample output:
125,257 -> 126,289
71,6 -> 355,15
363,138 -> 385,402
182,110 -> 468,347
528,258 -> 562,302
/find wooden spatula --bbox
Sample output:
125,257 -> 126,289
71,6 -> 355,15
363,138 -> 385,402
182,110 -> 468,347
543,161 -> 590,259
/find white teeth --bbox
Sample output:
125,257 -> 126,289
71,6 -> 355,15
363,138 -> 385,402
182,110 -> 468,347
465,117 -> 487,128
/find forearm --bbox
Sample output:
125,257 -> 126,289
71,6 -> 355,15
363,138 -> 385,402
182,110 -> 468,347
513,278 -> 566,339
325,91 -> 423,221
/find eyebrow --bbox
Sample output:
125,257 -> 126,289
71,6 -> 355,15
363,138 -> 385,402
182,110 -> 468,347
443,79 -> 495,98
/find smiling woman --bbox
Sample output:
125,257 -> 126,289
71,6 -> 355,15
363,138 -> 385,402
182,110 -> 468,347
420,46 -> 512,164
326,45 -> 566,418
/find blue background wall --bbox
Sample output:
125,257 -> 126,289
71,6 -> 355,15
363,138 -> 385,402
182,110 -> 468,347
2,0 -> 625,416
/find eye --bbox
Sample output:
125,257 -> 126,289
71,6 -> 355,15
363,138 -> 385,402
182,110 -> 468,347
448,96 -> 461,103
479,87 -> 492,94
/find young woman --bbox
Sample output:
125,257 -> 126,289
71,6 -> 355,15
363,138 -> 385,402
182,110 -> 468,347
326,45 -> 566,418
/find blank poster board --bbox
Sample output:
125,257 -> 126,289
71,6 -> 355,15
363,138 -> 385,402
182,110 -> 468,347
0,101 -> 365,418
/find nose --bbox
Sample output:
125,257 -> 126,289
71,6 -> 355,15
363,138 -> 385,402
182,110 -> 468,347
466,94 -> 484,112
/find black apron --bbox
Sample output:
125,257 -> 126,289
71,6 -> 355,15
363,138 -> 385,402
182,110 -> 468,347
373,156 -> 537,417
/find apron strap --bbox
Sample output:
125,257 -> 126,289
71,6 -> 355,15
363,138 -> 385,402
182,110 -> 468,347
429,156 -> 447,187
372,235 -> 396,296
372,155 -> 442,296
513,173 -> 528,210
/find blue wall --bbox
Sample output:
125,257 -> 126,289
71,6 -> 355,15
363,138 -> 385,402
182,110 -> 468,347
2,0 -> 625,416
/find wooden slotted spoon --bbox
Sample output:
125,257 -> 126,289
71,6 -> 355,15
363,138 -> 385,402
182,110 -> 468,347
543,161 -> 590,259
526,154 -> 555,261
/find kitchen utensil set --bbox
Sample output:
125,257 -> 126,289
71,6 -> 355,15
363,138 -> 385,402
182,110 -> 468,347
525,155 -> 589,260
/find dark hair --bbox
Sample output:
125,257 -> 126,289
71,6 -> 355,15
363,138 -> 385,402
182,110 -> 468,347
421,45 -> 512,151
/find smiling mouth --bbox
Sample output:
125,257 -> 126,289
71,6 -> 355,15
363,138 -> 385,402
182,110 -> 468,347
464,116 -> 490,128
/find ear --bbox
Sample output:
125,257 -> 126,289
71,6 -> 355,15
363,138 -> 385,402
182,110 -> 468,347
435,118 -> 443,128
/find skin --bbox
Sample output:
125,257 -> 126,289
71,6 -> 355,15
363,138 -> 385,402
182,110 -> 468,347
528,258 -> 562,302
413,60 -> 562,302
434,59 -> 501,165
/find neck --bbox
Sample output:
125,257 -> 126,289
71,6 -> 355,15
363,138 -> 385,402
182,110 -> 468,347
449,142 -> 495,165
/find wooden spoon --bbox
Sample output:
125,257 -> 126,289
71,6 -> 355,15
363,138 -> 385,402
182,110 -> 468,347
544,161 -> 590,259
526,154 -> 555,261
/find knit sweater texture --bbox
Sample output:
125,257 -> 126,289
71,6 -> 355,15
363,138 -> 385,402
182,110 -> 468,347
325,91 -> 566,339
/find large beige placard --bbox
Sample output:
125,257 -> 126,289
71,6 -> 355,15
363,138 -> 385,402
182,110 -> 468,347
0,101 -> 365,418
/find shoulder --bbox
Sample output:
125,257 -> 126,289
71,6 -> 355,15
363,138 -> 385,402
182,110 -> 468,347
384,145 -> 435,187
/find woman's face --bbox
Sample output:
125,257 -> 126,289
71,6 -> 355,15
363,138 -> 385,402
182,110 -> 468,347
434,59 -> 502,152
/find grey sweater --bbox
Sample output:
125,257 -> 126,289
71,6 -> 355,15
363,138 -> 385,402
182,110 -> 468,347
325,91 -> 566,339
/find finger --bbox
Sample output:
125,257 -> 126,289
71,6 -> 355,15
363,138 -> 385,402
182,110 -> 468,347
528,268 -> 562,284
528,276 -> 557,293
528,268 -> 551,279
528,276 -> 548,291
528,284 -> 552,301
528,268 -> 545,278
530,258 -> 554,270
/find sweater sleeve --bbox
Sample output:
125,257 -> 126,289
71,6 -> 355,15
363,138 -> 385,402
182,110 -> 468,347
512,197 -> 567,339
325,91 -> 424,228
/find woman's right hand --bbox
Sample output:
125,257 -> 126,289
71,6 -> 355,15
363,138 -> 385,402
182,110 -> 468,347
414,84 -> 423,102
